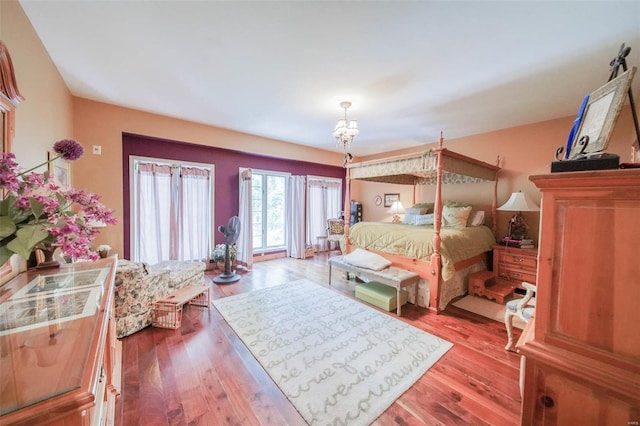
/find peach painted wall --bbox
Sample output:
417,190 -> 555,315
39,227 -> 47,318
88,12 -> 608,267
4,0 -> 345,257
351,106 -> 639,244
0,0 -> 73,170
72,98 -> 345,255
5,0 -> 640,253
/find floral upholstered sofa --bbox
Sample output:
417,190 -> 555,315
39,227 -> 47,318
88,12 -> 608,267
114,259 -> 207,338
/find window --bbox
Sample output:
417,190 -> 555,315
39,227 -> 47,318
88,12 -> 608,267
251,170 -> 288,252
307,176 -> 342,250
130,157 -> 213,263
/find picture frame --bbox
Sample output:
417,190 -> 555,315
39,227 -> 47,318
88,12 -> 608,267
568,67 -> 636,159
384,193 -> 399,207
48,151 -> 71,187
0,286 -> 102,336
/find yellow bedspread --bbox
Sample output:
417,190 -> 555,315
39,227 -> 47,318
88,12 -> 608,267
346,222 -> 496,281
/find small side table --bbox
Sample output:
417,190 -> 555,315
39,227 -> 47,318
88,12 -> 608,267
468,270 -> 514,304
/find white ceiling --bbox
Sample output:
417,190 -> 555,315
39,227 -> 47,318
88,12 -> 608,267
19,1 -> 640,156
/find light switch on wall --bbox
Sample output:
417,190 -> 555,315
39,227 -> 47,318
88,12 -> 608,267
93,145 -> 101,155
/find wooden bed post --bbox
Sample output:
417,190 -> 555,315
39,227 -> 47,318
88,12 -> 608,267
492,156 -> 500,235
343,153 -> 353,253
429,132 -> 445,312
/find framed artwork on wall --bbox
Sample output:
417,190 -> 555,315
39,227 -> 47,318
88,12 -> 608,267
384,193 -> 399,207
48,151 -> 71,187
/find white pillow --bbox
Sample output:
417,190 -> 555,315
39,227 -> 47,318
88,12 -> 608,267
442,205 -> 472,228
469,210 -> 485,226
413,213 -> 434,225
342,248 -> 392,271
402,207 -> 427,224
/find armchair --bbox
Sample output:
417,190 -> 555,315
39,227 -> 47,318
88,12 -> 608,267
504,281 -> 536,351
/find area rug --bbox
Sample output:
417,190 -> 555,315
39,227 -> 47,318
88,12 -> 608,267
452,295 -> 526,329
213,279 -> 452,425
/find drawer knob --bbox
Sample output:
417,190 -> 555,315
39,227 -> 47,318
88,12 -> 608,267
511,273 -> 522,278
540,395 -> 555,408
514,257 -> 524,262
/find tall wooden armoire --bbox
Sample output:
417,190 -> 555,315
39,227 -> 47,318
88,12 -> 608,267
518,169 -> 640,424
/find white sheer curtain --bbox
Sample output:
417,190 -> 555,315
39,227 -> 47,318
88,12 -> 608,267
134,161 -> 212,264
137,163 -> 172,264
237,168 -> 253,270
286,175 -> 306,258
307,177 -> 342,251
177,167 -> 211,260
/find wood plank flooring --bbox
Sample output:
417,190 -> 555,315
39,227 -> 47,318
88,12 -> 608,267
115,254 -> 523,425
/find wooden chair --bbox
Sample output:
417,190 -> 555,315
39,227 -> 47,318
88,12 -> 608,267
326,218 -> 345,255
505,281 -> 536,352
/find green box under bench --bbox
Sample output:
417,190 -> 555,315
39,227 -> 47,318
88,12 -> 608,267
355,281 -> 408,313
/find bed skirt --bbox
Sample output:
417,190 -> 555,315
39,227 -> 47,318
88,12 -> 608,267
411,259 -> 488,310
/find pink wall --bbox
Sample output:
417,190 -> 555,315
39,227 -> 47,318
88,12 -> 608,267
122,133 -> 345,259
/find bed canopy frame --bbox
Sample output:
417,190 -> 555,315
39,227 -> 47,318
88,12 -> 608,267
343,133 -> 501,312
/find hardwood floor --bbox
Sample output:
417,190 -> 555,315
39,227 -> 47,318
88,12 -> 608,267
115,254 -> 523,425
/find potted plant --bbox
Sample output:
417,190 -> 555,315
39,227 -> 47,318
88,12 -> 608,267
0,140 -> 117,266
211,243 -> 236,271
96,244 -> 111,258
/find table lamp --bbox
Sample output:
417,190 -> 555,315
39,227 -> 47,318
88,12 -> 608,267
387,200 -> 405,223
497,191 -> 540,240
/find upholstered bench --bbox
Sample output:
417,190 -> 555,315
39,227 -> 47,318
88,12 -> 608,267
328,255 -> 419,316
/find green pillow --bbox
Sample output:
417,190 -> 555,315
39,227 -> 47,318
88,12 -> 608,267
412,202 -> 434,213
444,200 -> 472,208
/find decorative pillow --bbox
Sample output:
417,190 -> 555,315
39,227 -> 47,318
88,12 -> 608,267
403,207 -> 427,224
441,205 -> 472,228
342,248 -> 392,271
444,200 -> 472,208
469,210 -> 485,226
413,213 -> 434,226
412,202 -> 434,213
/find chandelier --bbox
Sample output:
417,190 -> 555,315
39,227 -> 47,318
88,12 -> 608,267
333,101 -> 359,149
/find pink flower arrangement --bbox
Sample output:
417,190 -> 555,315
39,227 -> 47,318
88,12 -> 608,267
0,140 -> 116,264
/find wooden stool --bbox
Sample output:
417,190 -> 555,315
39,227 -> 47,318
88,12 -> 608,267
468,270 -> 514,304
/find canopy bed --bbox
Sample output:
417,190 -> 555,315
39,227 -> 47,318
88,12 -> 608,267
343,133 -> 501,312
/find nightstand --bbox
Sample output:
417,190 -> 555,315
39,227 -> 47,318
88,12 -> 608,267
492,245 -> 538,291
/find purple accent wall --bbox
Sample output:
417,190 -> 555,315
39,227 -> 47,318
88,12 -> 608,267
122,133 -> 346,259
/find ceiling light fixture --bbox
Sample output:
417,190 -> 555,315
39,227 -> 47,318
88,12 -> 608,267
333,101 -> 359,150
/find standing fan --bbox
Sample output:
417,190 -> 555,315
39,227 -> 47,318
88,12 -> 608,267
213,216 -> 241,284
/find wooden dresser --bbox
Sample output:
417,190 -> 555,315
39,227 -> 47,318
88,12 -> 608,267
518,170 -> 640,424
0,257 -> 121,425
493,245 -> 538,291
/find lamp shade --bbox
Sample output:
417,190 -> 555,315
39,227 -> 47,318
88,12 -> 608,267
387,200 -> 405,215
498,192 -> 540,212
